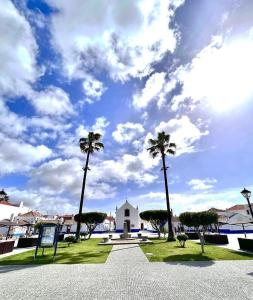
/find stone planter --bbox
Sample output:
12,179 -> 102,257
185,232 -> 199,240
204,234 -> 229,245
0,240 -> 15,254
137,233 -> 142,238
238,238 -> 253,251
17,237 -> 38,248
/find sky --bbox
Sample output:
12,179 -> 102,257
1,0 -> 253,216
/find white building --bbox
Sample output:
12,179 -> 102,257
0,190 -> 30,221
115,200 -> 143,232
61,215 -> 115,233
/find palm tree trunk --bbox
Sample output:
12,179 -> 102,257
161,152 -> 175,241
76,144 -> 91,240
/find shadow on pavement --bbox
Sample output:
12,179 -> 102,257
0,264 -> 42,274
163,254 -> 215,267
110,245 -> 140,252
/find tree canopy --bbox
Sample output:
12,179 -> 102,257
74,212 -> 107,239
179,211 -> 218,253
140,210 -> 168,238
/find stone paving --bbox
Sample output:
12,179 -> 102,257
106,244 -> 148,264
0,244 -> 253,300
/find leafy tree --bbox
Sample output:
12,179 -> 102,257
179,211 -> 218,253
177,233 -> 188,248
76,132 -> 104,240
74,212 -> 107,239
139,210 -> 168,238
147,131 -> 176,241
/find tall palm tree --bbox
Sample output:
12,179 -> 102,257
147,131 -> 176,241
76,132 -> 104,240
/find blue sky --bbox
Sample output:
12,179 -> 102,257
1,0 -> 253,216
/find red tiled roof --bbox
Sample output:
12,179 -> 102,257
208,207 -> 225,212
0,201 -> 19,207
106,216 -> 115,222
19,211 -> 43,217
226,204 -> 253,211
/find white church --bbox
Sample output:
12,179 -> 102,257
115,200 -> 181,233
115,200 -> 144,232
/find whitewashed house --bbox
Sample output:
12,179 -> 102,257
0,190 -> 30,222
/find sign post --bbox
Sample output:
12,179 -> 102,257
34,224 -> 60,260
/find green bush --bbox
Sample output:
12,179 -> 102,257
65,236 -> 76,246
177,233 -> 189,248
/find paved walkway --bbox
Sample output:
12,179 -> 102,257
0,244 -> 253,299
0,247 -> 35,259
106,244 -> 148,264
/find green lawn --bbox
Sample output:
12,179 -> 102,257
0,239 -> 112,264
140,239 -> 253,262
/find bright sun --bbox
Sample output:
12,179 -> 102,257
179,34 -> 253,112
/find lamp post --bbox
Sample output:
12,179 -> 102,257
241,187 -> 253,219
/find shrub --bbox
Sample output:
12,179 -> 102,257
177,234 -> 188,248
65,236 -> 76,246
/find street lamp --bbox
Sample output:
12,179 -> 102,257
241,187 -> 253,219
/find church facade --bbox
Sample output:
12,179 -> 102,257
115,200 -> 145,232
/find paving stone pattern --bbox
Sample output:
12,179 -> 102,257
0,245 -> 252,300
106,244 -> 149,264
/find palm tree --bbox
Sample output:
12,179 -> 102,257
76,132 -> 104,240
147,131 -> 176,241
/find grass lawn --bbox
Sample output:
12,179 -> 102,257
0,239 -> 112,264
140,239 -> 253,262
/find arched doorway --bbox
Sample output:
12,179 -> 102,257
124,220 -> 130,232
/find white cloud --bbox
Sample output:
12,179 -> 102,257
170,33 -> 253,112
46,0 -> 183,81
0,0 -> 39,97
155,116 -> 209,155
112,122 -> 145,143
82,75 -> 107,104
133,72 -> 177,109
8,187 -> 78,215
133,72 -> 166,108
91,117 -> 110,135
29,86 -> 75,117
58,117 -> 109,158
188,178 -> 217,191
28,157 -> 117,202
0,132 -> 52,176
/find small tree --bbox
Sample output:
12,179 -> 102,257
179,211 -> 218,253
139,210 -> 167,238
177,233 -> 188,248
74,212 -> 107,239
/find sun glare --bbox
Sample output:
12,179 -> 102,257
181,35 -> 253,113
205,38 -> 253,112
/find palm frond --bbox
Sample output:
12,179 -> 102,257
92,133 -> 102,141
94,142 -> 104,149
148,138 -> 158,146
152,151 -> 160,158
169,142 -> 176,148
147,145 -> 159,153
167,149 -> 176,155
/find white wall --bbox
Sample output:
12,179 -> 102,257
0,203 -> 30,221
115,201 -> 140,231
